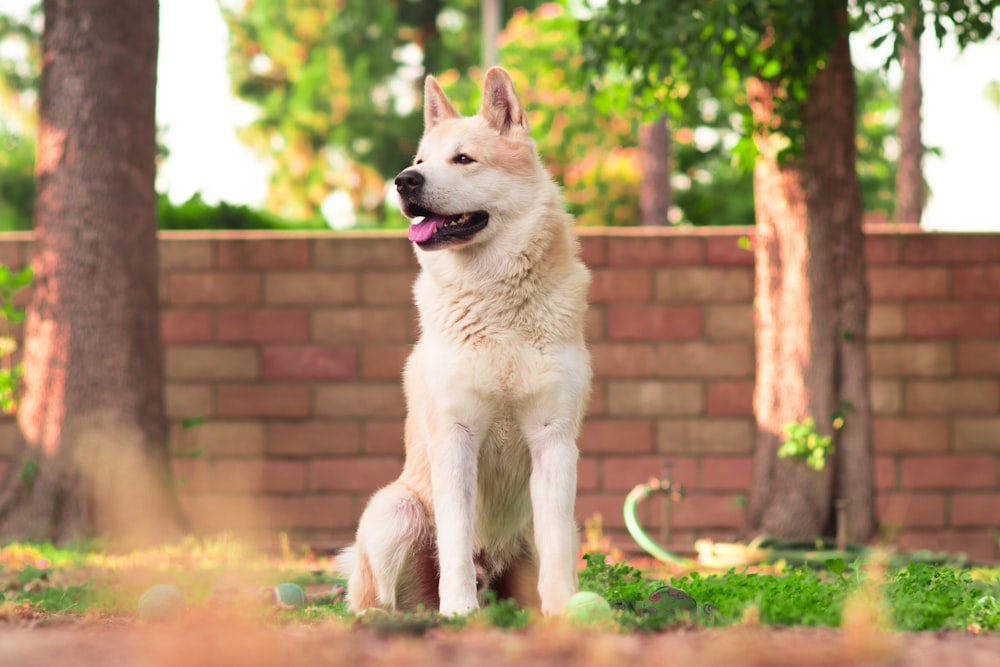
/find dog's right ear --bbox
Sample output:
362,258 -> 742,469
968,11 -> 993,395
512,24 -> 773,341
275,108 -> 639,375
424,76 -> 460,131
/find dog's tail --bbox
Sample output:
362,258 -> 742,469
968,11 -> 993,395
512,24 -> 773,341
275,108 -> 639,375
335,544 -> 357,579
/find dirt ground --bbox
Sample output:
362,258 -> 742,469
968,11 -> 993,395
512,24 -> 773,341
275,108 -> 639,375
1,614 -> 998,667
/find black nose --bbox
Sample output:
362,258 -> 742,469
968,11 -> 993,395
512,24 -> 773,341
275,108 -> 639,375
394,169 -> 424,196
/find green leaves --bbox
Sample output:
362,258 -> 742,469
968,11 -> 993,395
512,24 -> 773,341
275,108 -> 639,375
0,263 -> 31,412
778,417 -> 835,471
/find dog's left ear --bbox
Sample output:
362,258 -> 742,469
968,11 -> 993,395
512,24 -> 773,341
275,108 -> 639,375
479,67 -> 528,136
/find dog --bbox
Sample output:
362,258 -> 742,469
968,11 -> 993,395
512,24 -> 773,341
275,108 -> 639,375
338,67 -> 591,617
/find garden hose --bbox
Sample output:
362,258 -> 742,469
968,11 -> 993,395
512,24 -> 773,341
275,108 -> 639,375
622,482 -> 692,565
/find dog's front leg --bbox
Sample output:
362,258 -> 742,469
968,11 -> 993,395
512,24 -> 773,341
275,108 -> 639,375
428,422 -> 481,616
527,425 -> 579,615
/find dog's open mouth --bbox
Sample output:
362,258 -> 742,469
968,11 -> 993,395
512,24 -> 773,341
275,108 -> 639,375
406,206 -> 490,248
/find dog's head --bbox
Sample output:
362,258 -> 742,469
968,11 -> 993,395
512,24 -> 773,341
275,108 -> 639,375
395,67 -> 544,251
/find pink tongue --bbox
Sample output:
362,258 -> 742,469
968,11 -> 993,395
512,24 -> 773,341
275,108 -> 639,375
408,216 -> 449,243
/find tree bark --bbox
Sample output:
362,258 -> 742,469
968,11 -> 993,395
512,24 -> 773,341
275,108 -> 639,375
744,12 -> 876,543
639,116 -> 671,226
894,10 -> 923,224
0,0 -> 187,545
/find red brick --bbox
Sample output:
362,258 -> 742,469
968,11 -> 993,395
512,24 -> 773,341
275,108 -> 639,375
950,493 -> 1000,527
164,346 -> 259,380
877,492 -> 946,528
589,343 -> 655,378
953,418 -> 1000,452
575,493 -> 628,528
868,304 -> 905,339
577,458 -> 599,491
602,456 -> 696,491
587,383 -> 606,417
361,345 -> 412,380
260,495 -> 355,529
869,342 -> 952,377
655,267 -> 753,302
311,457 -> 401,492
671,493 -> 744,529
179,494 -> 259,530
704,304 -> 754,341
364,420 -> 405,455
171,459 -> 211,493
212,459 -> 308,493
900,455 -> 997,489
606,236 -> 703,266
873,419 -> 949,453
705,235 -> 754,266
706,381 -> 754,417
606,381 -> 703,417
0,242 -> 24,269
362,270 -> 417,305
217,239 -> 312,269
607,306 -> 703,341
871,380 -> 902,415
585,307 -> 605,340
952,266 -> 1000,299
577,235 -> 606,267
160,239 -> 213,269
164,384 -> 214,418
314,237 -> 413,269
863,235 -> 900,264
655,342 -> 753,378
875,456 -> 896,490
169,272 -> 261,306
905,380 -> 999,415
161,310 -> 213,344
216,385 -> 311,418
588,268 -> 653,303
657,419 -> 754,454
578,420 -> 654,454
265,271 -> 358,305
170,420 -> 266,457
315,383 -> 405,418
262,346 -> 357,381
867,267 -> 949,300
216,309 -> 311,343
906,303 -> 1000,338
699,457 -> 753,491
901,233 -> 1000,263
956,341 -> 1000,375
267,421 -> 361,456
312,308 -> 415,343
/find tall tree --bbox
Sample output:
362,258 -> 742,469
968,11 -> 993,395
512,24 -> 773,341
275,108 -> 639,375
894,9 -> 924,223
0,0 -> 186,545
582,0 -> 999,542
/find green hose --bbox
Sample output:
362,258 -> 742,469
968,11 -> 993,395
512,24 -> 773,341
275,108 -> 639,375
622,484 -> 692,565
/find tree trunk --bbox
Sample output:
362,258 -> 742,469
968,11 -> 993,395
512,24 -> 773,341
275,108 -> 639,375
0,0 -> 187,545
638,116 -> 672,226
894,10 -> 923,224
744,15 -> 877,543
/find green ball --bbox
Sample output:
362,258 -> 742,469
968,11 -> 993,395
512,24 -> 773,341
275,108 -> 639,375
274,582 -> 306,608
138,584 -> 186,621
638,585 -> 697,617
563,591 -> 612,623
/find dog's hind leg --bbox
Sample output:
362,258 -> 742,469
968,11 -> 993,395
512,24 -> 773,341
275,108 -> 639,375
345,482 -> 437,612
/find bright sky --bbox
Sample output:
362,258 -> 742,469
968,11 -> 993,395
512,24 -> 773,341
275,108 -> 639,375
7,0 -> 1000,231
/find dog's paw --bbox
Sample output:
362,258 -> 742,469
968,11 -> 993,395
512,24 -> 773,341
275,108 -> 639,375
439,593 -> 479,617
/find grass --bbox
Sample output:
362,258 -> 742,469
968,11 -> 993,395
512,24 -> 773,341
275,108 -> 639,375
1,537 -> 997,633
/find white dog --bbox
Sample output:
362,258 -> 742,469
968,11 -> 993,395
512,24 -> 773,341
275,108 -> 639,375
339,67 -> 591,617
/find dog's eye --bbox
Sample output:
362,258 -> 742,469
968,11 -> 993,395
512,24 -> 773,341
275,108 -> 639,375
452,153 -> 476,165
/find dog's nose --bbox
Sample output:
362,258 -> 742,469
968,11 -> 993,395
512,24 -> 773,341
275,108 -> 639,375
394,169 -> 424,196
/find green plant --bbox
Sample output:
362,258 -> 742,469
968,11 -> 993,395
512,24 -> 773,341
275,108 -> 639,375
777,417 -> 834,471
0,263 -> 31,411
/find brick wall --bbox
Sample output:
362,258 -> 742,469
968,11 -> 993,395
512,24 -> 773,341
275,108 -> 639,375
0,228 -> 997,562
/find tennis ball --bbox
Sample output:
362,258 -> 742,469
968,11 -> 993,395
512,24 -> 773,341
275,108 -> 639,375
273,582 -> 306,608
563,591 -> 612,623
138,584 -> 186,621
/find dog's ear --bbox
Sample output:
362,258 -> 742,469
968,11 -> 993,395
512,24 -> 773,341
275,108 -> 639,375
424,76 -> 460,131
479,67 -> 528,136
